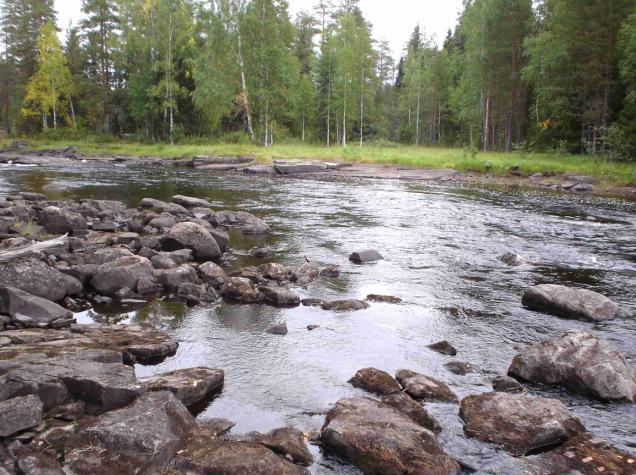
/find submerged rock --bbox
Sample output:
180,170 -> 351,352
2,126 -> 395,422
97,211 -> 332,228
499,252 -> 526,266
266,322 -> 288,335
366,294 -> 402,303
320,300 -> 369,312
161,221 -> 222,260
508,331 -> 636,402
349,249 -> 384,264
427,340 -> 457,356
348,367 -> 402,396
395,369 -> 458,403
459,392 -> 586,456
64,391 -> 196,473
320,397 -> 460,475
522,284 -> 623,322
140,367 -> 224,406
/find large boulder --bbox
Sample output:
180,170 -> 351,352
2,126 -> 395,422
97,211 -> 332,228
0,286 -> 72,327
161,222 -> 222,260
380,391 -> 441,433
259,263 -> 292,282
158,264 -> 198,291
39,206 -> 87,234
508,331 -> 636,402
90,255 -> 157,296
140,367 -> 224,406
247,427 -> 314,466
198,262 -> 228,288
221,277 -> 262,303
171,195 -> 213,209
0,395 -> 43,437
348,367 -> 402,396
0,258 -> 82,302
522,284 -> 623,322
320,397 -> 460,475
64,391 -> 196,473
213,210 -> 271,234
395,369 -> 458,402
459,392 -> 586,456
260,286 -> 300,307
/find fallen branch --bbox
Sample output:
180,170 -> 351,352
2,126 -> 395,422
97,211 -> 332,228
0,234 -> 68,262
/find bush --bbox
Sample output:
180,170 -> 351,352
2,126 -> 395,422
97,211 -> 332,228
599,124 -> 632,162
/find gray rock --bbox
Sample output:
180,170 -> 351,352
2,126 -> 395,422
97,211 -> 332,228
64,391 -> 195,473
260,286 -> 300,307
0,395 -> 43,437
19,192 -> 47,201
492,375 -> 523,393
427,340 -> 457,356
90,255 -> 156,296
459,392 -> 586,456
250,247 -> 273,258
320,397 -> 460,475
198,261 -> 228,288
221,277 -> 262,303
320,300 -> 369,312
301,298 -> 324,307
177,282 -> 218,305
508,331 -> 636,402
171,195 -> 213,208
140,367 -> 224,406
208,228 -> 229,251
161,221 -> 221,259
395,369 -> 458,402
151,254 -> 178,269
0,259 -> 82,302
499,252 -> 526,266
213,210 -> 270,234
522,284 -> 622,322
148,215 -> 177,229
92,220 -> 118,232
199,418 -> 235,436
16,452 -> 65,475
266,322 -> 288,335
348,367 -> 402,396
349,249 -> 384,263
39,206 -> 87,234
248,427 -> 314,466
157,249 -> 194,265
259,262 -> 293,282
445,361 -> 480,375
0,286 -> 72,327
292,263 -> 320,286
380,391 -> 441,433
274,160 -> 327,174
158,264 -> 198,291
139,197 -> 190,215
366,294 -> 402,303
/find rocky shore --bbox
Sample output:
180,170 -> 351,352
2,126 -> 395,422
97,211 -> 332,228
0,184 -> 634,472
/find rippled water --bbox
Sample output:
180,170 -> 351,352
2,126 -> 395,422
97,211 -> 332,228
1,164 -> 635,473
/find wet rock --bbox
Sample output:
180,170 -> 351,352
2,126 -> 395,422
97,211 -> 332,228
160,221 -> 221,259
213,210 -> 270,234
16,452 -> 65,475
508,331 -> 636,402
445,361 -> 480,375
0,395 -> 43,437
301,298 -> 324,307
251,247 -> 273,258
291,263 -> 320,285
0,287 -> 72,328
266,322 -> 288,335
197,261 -> 228,288
140,367 -> 224,406
349,249 -> 383,264
158,264 -> 198,291
64,391 -> 196,473
320,265 -> 341,278
140,197 -> 190,215
248,427 -> 314,466
19,192 -> 47,202
199,418 -> 235,436
499,252 -> 526,266
171,195 -> 213,209
91,255 -> 157,296
208,228 -> 229,252
173,434 -> 309,474
395,369 -> 458,402
492,375 -> 523,393
259,262 -> 293,282
428,340 -> 457,356
274,160 -> 326,175
39,206 -> 87,235
0,258 -> 82,302
459,392 -> 586,456
260,286 -> 300,307
320,397 -> 460,475
522,284 -> 623,322
220,277 -> 262,303
229,266 -> 264,284
525,433 -> 636,474
306,325 -> 320,331
366,294 -> 402,303
348,367 -> 402,396
380,391 -> 441,433
177,283 -> 218,305
320,300 -> 369,312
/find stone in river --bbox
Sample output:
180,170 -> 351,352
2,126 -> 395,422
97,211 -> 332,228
247,427 -> 314,466
366,294 -> 402,303
380,391 -> 441,433
140,367 -> 224,406
492,375 -> 523,393
260,286 -> 300,307
220,277 -> 262,303
428,340 -> 457,356
445,361 -> 480,375
348,367 -> 402,396
266,322 -> 288,336
522,284 -> 623,322
160,221 -> 222,260
459,391 -> 586,456
320,300 -> 369,312
349,249 -> 384,264
171,195 -> 213,209
395,369 -> 458,403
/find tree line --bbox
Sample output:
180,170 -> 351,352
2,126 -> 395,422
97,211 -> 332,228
1,0 -> 635,159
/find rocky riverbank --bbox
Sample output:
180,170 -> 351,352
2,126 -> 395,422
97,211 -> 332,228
0,189 -> 635,473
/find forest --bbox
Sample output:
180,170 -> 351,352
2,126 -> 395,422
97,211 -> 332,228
1,0 -> 636,161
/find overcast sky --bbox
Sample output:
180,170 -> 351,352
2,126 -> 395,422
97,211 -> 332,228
55,0 -> 463,56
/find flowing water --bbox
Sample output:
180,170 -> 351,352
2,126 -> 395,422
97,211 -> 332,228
1,163 -> 635,473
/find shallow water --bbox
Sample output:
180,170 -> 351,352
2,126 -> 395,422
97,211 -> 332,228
1,163 -> 635,473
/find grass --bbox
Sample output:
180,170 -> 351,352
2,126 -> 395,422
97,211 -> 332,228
4,137 -> 636,186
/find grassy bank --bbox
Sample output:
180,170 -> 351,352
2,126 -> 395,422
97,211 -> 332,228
5,138 -> 636,186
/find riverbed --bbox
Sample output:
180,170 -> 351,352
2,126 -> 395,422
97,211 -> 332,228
1,162 -> 635,473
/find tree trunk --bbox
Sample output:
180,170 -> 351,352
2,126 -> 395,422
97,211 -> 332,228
342,74 -> 347,147
233,2 -> 255,143
483,94 -> 490,152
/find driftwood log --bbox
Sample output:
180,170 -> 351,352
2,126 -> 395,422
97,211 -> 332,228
0,234 -> 68,262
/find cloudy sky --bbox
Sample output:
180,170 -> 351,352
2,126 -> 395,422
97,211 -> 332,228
55,0 -> 463,56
